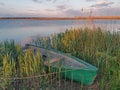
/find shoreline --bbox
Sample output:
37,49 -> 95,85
0,16 -> 120,20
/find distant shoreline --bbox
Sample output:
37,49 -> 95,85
0,16 -> 120,20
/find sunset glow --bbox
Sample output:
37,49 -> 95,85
0,0 -> 120,17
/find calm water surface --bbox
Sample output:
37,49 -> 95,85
0,20 -> 120,45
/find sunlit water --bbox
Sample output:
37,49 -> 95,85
0,20 -> 120,45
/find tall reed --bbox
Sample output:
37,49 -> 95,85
0,40 -> 46,89
33,27 -> 120,90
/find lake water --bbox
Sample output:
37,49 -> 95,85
0,19 -> 120,45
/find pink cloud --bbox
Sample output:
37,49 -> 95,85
92,7 -> 120,16
91,1 -> 114,8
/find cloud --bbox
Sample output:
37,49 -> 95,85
86,0 -> 96,2
32,0 -> 69,3
32,0 -> 56,3
64,6 -> 120,17
51,0 -> 57,3
0,2 -> 5,6
0,1 -> 119,17
64,9 -> 83,16
32,0 -> 42,3
91,1 -> 114,8
45,9 -> 55,11
28,9 -> 40,12
56,5 -> 68,10
45,4 -> 68,14
46,0 -> 56,3
93,7 -> 120,16
1,7 -> 120,17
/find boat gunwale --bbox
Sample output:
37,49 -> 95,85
27,44 -> 98,71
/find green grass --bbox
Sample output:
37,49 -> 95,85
0,40 -> 47,89
33,27 -> 120,90
0,27 -> 120,90
0,40 -> 73,90
0,40 -> 45,77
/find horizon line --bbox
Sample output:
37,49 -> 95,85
0,16 -> 120,20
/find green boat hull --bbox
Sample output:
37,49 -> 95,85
50,66 -> 97,85
26,44 -> 98,85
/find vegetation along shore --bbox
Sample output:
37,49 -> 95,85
33,27 -> 120,90
0,16 -> 120,20
0,27 -> 120,90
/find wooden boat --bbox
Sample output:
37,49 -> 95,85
25,44 -> 98,85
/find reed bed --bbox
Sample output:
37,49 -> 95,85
0,40 -> 47,89
0,27 -> 120,90
33,27 -> 120,90
0,40 -> 85,90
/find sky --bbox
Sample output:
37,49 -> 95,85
0,0 -> 120,17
